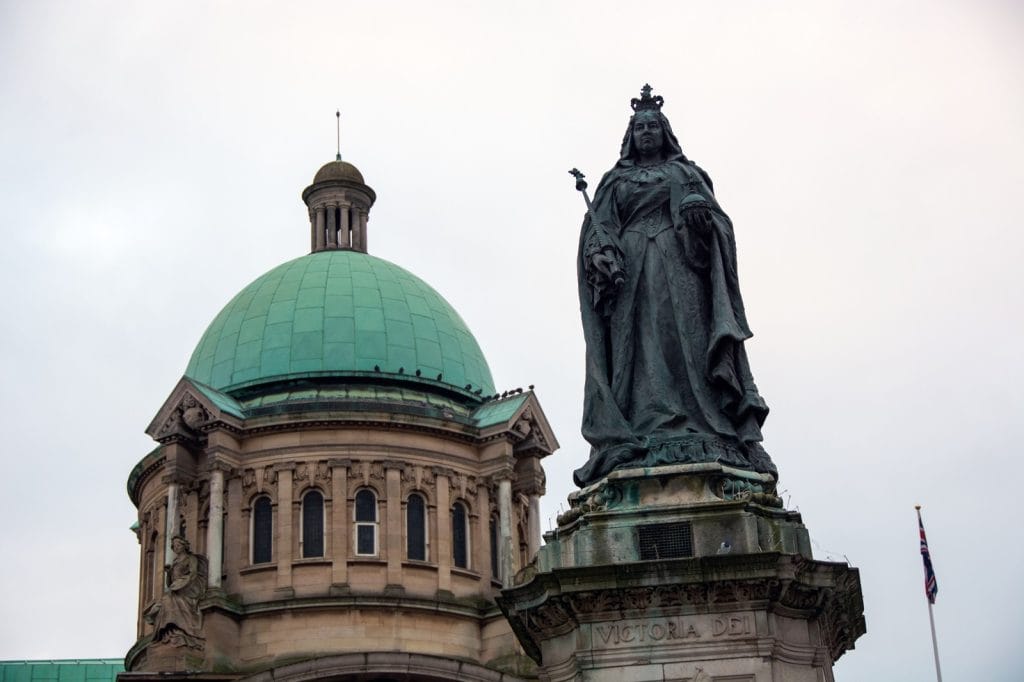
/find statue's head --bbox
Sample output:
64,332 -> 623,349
619,84 -> 685,163
171,535 -> 190,553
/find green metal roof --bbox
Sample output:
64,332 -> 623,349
0,660 -> 124,682
185,250 -> 494,396
472,394 -> 529,428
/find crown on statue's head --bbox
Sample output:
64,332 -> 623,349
631,84 -> 664,113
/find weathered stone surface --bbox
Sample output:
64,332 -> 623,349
499,553 -> 865,682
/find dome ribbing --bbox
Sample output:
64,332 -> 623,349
185,250 -> 494,397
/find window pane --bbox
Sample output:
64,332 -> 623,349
357,524 -> 376,555
253,497 -> 273,564
407,494 -> 426,561
302,491 -> 324,558
452,502 -> 468,569
355,489 -> 376,521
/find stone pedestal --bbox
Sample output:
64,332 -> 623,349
498,464 -> 865,681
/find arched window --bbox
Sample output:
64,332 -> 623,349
251,496 -> 273,564
301,490 -> 325,558
489,515 -> 500,578
406,493 -> 427,561
452,501 -> 470,569
354,489 -> 378,556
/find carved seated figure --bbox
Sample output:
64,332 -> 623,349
146,536 -> 208,649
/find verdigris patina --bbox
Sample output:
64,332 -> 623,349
573,84 -> 776,487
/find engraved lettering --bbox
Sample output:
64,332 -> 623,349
596,625 -> 616,645
685,624 -> 699,638
713,618 -> 727,636
650,623 -> 665,640
667,621 -> 679,639
621,625 -> 634,642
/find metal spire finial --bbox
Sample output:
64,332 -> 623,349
335,110 -> 342,161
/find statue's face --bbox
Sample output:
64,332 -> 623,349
172,538 -> 185,553
632,111 -> 664,156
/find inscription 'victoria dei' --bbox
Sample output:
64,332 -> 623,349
593,615 -> 754,647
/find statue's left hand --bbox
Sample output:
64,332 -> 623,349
683,206 -> 714,234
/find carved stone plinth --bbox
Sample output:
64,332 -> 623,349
498,465 -> 865,681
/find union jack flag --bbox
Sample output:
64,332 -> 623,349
917,509 -> 938,604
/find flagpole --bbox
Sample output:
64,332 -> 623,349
927,600 -> 942,682
916,504 -> 942,682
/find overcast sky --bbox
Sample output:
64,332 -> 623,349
1,2 -> 1022,679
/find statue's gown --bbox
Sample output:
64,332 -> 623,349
574,158 -> 772,487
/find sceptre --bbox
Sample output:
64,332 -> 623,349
569,168 -> 625,286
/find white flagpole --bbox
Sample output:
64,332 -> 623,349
927,600 -> 942,682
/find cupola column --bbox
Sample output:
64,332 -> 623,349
303,159 -> 375,254
358,209 -> 368,253
315,207 -> 326,251
339,203 -> 351,248
326,205 -> 338,248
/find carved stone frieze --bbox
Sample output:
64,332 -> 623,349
400,465 -> 434,502
511,408 -> 549,450
350,460 -> 385,490
621,587 -> 653,611
557,480 -> 623,526
155,393 -> 213,443
528,597 -> 573,634
293,462 -> 310,491
568,590 -> 621,615
497,553 -> 866,667
315,461 -> 331,486
455,473 -> 479,500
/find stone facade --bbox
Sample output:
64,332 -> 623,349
125,380 -> 555,679
498,465 -> 865,681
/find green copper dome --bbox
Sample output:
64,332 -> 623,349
185,250 -> 494,396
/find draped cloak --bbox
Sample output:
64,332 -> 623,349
574,150 -> 775,487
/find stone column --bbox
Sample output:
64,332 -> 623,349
275,464 -> 295,595
164,482 -> 179,574
384,461 -> 403,587
359,209 -> 368,253
339,203 -> 351,248
498,474 -> 514,588
350,206 -> 362,252
528,493 -> 542,558
330,459 -> 350,589
326,205 -> 337,248
315,207 -> 326,252
206,466 -> 226,588
474,483 -> 491,586
224,475 -> 242,592
434,468 -> 451,593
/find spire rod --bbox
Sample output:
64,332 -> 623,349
335,110 -> 341,161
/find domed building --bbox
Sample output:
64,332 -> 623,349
122,158 -> 556,680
